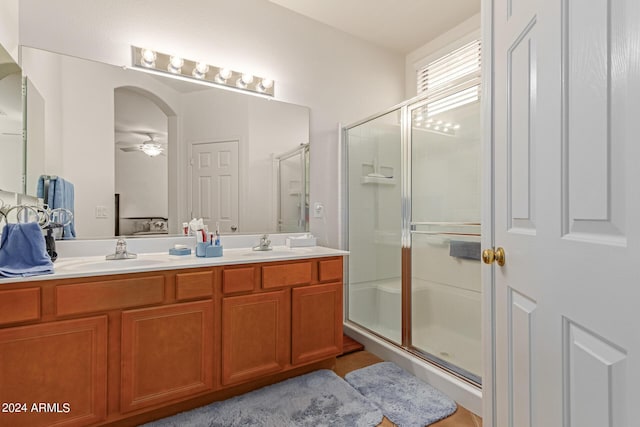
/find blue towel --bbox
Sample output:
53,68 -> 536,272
0,222 -> 54,277
37,176 -> 76,239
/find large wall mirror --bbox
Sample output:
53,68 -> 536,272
12,45 -> 310,239
0,43 -> 24,195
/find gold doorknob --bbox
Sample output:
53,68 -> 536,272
482,247 -> 505,266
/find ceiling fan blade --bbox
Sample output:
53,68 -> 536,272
119,147 -> 141,152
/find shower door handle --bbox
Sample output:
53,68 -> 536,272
482,247 -> 506,266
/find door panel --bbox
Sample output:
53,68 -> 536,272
191,140 -> 239,233
490,0 -> 640,425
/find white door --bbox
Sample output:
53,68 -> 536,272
190,140 -> 239,233
486,0 -> 640,426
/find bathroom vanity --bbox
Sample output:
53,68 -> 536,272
0,248 -> 345,427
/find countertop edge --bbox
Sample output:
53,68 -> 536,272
0,247 -> 349,285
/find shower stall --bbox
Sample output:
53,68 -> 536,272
343,78 -> 482,385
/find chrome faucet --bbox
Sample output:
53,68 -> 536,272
252,234 -> 272,251
106,238 -> 138,260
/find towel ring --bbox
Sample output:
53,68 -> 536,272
49,208 -> 73,227
4,205 -> 49,228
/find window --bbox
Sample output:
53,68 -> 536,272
416,39 -> 481,94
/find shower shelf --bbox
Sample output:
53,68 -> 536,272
361,176 -> 396,185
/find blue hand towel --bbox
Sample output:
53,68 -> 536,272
37,175 -> 76,239
0,222 -> 54,277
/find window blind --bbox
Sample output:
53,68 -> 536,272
416,39 -> 481,94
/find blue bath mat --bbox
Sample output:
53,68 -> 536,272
142,369 -> 383,427
345,362 -> 457,427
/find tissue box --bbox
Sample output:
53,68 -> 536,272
285,236 -> 317,248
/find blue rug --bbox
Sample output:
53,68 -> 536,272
345,362 -> 457,427
142,369 -> 383,427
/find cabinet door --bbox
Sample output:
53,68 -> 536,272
0,316 -> 107,427
292,282 -> 343,365
221,290 -> 289,385
121,301 -> 214,413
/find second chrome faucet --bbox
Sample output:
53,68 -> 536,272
252,234 -> 272,251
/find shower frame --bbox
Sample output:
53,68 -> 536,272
341,76 -> 482,388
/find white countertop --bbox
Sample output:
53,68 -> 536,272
0,246 -> 348,284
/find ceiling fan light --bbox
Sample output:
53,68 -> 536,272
141,143 -> 163,157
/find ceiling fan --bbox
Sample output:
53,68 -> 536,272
117,133 -> 166,157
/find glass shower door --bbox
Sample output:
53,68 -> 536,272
409,88 -> 482,383
346,108 -> 403,344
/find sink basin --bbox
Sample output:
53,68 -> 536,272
55,257 -> 168,273
243,250 -> 296,256
241,248 -> 312,257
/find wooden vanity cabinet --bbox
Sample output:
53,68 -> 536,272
0,256 -> 343,427
221,290 -> 289,385
291,281 -> 343,365
0,316 -> 108,427
220,257 -> 344,386
120,300 -> 215,413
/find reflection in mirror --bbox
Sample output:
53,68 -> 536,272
0,42 -> 23,194
276,143 -> 309,232
115,87 -> 169,236
18,46 -> 310,239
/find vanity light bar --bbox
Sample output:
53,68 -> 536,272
131,46 -> 275,97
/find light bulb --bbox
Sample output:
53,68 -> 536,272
168,56 -> 184,73
434,126 -> 440,130
192,62 -> 209,79
241,74 -> 254,85
426,118 -> 433,123
415,115 -> 423,122
453,124 -> 461,129
236,73 -> 254,89
219,68 -> 233,80
260,78 -> 273,89
445,122 -> 452,127
141,49 -> 157,67
437,120 -> 443,125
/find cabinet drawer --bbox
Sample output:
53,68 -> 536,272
318,258 -> 343,283
176,270 -> 214,301
223,267 -> 256,294
0,288 -> 41,326
56,276 -> 165,316
262,262 -> 312,289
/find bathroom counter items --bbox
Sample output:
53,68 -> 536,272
0,245 -> 347,284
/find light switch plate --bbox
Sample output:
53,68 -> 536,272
313,202 -> 324,218
95,206 -> 108,218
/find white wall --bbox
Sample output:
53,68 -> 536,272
0,0 -> 19,61
404,13 -> 481,99
18,0 -> 406,247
